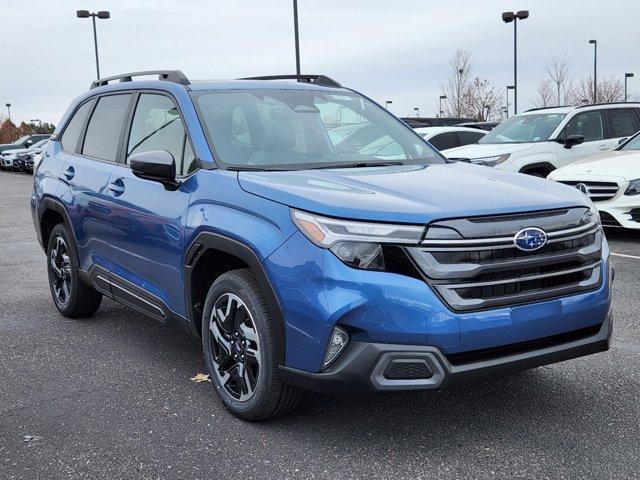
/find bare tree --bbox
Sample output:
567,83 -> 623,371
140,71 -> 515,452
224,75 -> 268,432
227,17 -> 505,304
439,49 -> 473,117
534,80 -> 556,108
546,54 -> 573,106
567,74 -> 625,104
467,78 -> 502,121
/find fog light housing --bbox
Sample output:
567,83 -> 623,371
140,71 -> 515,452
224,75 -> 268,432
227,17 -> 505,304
322,326 -> 349,369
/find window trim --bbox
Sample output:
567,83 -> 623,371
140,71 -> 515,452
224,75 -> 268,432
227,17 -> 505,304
119,89 -> 200,178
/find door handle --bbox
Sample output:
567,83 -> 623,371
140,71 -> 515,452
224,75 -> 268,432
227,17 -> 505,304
61,165 -> 75,180
108,180 -> 125,195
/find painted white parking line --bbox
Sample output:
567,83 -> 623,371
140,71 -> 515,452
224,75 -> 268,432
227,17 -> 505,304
611,252 -> 640,260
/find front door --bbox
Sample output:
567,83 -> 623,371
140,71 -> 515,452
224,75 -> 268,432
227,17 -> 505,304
105,92 -> 198,320
556,110 -> 608,167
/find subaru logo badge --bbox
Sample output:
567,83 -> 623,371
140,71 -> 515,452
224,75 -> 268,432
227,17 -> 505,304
575,183 -> 590,195
514,227 -> 548,252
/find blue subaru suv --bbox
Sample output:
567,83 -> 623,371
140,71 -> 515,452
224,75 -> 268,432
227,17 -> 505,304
32,71 -> 612,420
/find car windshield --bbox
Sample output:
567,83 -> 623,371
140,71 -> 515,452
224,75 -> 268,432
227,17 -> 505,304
620,133 -> 640,151
479,113 -> 566,144
13,135 -> 29,145
192,89 -> 443,170
32,139 -> 48,148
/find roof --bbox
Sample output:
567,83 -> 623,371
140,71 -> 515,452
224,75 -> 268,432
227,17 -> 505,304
523,102 -> 640,115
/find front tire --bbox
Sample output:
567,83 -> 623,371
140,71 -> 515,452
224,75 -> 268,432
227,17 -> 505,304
202,269 -> 303,421
46,223 -> 102,318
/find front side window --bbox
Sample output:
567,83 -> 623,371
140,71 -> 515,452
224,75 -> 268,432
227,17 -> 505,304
127,94 -> 197,175
82,94 -> 132,161
458,131 -> 485,145
563,111 -> 604,142
480,113 -> 565,144
61,101 -> 93,152
192,89 -> 442,170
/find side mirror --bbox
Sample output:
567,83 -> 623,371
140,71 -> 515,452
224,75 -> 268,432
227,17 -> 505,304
25,140 -> 33,146
563,135 -> 584,149
618,137 -> 628,146
129,150 -> 180,190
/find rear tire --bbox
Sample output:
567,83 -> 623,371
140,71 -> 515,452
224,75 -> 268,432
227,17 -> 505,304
201,269 -> 303,421
46,223 -> 102,318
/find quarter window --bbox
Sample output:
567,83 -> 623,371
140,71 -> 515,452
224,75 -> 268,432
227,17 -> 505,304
82,94 -> 132,161
428,132 -> 458,151
61,101 -> 93,152
563,111 -> 604,142
127,94 -> 197,175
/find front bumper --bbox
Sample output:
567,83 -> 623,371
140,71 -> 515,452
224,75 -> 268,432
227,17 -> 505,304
280,311 -> 612,393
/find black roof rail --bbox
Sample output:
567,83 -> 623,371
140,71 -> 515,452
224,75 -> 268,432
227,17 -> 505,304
239,74 -> 342,88
90,70 -> 190,89
524,105 -> 574,112
575,101 -> 640,109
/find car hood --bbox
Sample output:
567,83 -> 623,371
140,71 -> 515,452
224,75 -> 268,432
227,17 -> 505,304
550,150 -> 640,181
2,147 -> 31,155
441,142 -> 536,159
238,163 -> 588,224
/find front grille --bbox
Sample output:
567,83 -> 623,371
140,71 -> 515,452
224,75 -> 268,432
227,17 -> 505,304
407,208 -> 603,312
558,180 -> 619,201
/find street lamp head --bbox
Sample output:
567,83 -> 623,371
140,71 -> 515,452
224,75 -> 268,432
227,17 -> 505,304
516,10 -> 529,20
5,103 -> 10,108
440,95 -> 447,100
97,11 -> 110,19
626,73 -> 635,78
589,39 -> 597,45
507,85 -> 515,90
502,11 -> 515,23
76,10 -> 90,18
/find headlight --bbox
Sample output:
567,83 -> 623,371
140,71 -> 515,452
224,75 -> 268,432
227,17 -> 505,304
291,209 -> 424,270
624,178 -> 640,196
469,153 -> 510,167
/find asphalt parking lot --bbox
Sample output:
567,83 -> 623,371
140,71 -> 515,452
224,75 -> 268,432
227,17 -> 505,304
1,170 -> 639,480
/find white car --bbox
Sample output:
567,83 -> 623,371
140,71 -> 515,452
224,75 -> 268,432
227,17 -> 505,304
548,131 -> 640,229
413,126 -> 486,151
442,103 -> 640,176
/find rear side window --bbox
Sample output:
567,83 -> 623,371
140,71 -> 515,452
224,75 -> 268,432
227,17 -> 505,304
127,94 -> 197,176
564,111 -> 604,142
61,101 -> 92,152
82,94 -> 132,161
605,109 -> 640,138
428,132 -> 458,150
458,131 -> 485,145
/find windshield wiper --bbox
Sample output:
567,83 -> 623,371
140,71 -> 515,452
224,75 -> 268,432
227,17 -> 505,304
226,166 -> 291,171
309,161 -> 405,170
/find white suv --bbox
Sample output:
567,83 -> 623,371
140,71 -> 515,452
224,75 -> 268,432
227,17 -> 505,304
548,131 -> 640,229
442,103 -> 640,176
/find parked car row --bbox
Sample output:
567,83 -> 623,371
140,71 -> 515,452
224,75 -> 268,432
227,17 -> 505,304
0,137 -> 49,173
422,103 -> 640,231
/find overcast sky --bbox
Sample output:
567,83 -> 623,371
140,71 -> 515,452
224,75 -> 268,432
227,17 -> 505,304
2,0 -> 639,125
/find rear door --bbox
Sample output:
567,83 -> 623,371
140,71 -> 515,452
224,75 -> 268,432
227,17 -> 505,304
57,94 -> 132,273
105,92 -> 197,320
556,110 -> 608,167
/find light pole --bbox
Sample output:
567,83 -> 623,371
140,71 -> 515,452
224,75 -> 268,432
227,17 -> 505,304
414,107 -> 420,117
625,73 -> 634,101
502,10 -> 529,114
30,118 -> 42,131
5,103 -> 11,122
439,95 -> 447,117
589,39 -> 597,103
292,0 -> 301,76
385,100 -> 393,111
505,85 -> 514,118
76,10 -> 110,80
